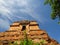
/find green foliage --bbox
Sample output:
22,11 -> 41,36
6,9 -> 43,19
28,39 -> 34,45
44,0 -> 53,5
58,22 -> 60,24
20,30 -> 34,45
40,39 -> 47,45
35,42 -> 40,45
20,39 -> 34,45
13,42 -> 18,45
44,0 -> 60,22
8,41 -> 12,45
51,12 -> 57,20
20,40 -> 24,45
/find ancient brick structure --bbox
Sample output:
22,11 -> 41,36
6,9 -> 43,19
0,20 -> 59,45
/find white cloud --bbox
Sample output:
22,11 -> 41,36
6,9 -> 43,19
0,0 -> 43,31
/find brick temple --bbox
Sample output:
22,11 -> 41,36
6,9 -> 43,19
0,20 -> 59,45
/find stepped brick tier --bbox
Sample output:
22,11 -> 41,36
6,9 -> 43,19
0,20 -> 60,45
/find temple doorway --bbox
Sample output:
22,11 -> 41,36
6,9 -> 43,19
22,25 -> 26,31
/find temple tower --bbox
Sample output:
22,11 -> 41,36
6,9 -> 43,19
0,20 -> 59,45
9,20 -> 39,33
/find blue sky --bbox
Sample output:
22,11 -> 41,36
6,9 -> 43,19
0,0 -> 60,43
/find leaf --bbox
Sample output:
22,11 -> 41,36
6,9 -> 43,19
51,12 -> 57,20
44,0 -> 49,5
58,22 -> 60,24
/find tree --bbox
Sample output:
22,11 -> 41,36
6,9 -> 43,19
44,0 -> 60,24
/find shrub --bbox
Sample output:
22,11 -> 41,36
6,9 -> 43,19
35,42 -> 40,45
13,41 -> 18,45
20,39 -> 34,45
40,39 -> 47,45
